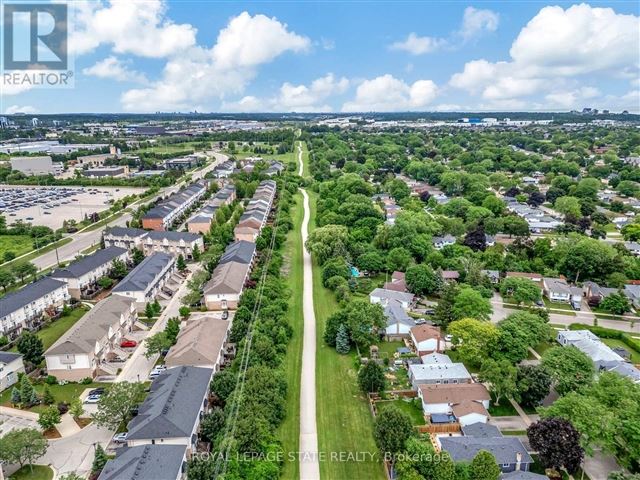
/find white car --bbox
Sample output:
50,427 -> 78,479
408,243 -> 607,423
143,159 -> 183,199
84,394 -> 101,404
149,365 -> 167,379
113,432 -> 128,444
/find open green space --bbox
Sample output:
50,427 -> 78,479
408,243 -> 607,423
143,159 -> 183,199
377,398 -> 425,426
9,306 -> 88,353
278,191 -> 304,480
1,237 -> 73,271
298,141 -> 310,177
0,235 -> 34,260
131,141 -> 202,155
0,381 -> 108,414
311,191 -> 385,480
9,465 -> 53,480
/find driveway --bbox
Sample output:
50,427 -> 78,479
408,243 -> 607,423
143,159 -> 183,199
0,409 -> 39,435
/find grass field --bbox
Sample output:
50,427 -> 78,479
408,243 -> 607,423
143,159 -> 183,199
132,141 -> 202,155
278,191 -> 305,480
10,306 -> 88,353
0,237 -> 73,271
298,141 -> 310,177
377,398 -> 425,426
310,190 -> 385,480
0,381 -> 108,414
0,234 -> 33,260
9,465 -> 53,480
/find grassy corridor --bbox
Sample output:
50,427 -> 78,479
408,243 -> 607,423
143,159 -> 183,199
309,191 -> 385,480
278,191 -> 305,480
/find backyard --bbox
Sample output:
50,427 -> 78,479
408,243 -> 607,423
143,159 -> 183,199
376,398 -> 425,426
600,337 -> 640,363
9,306 -> 89,352
0,234 -> 33,261
0,381 -> 108,414
9,465 -> 53,480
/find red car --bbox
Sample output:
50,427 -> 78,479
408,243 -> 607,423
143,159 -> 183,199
120,340 -> 137,348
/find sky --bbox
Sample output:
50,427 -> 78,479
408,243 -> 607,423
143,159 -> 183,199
1,0 -> 639,114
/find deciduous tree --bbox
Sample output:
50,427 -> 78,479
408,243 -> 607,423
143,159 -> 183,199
527,417 -> 584,474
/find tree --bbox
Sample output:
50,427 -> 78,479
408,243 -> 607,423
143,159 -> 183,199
177,254 -> 187,272
600,291 -> 631,315
326,300 -> 386,350
517,365 -> 552,408
69,398 -> 84,419
305,224 -> 350,265
16,332 -> 44,366
19,375 -> 35,406
448,318 -> 499,365
92,444 -> 109,475
200,407 -> 225,444
452,287 -> 492,321
555,196 -> 582,218
97,276 -> 114,289
92,382 -> 145,429
463,224 -> 487,251
542,346 -> 594,395
405,264 -> 438,296
358,361 -> 386,393
469,450 -> 501,480
496,312 -> 551,363
111,259 -> 128,279
11,386 -> 21,405
38,405 -> 61,431
373,407 -> 414,462
502,215 -> 529,237
165,317 -> 180,344
500,277 -> 541,305
386,247 -> 413,272
621,223 -> 640,242
527,191 -> 545,207
528,417 -> 584,474
12,262 -> 37,283
434,282 -> 458,329
356,251 -> 386,273
0,269 -> 15,292
480,359 -> 518,406
335,323 -> 350,354
0,428 -> 47,473
192,244 -> 201,261
144,302 -> 155,319
42,385 -> 54,405
132,248 -> 144,265
60,474 -> 84,480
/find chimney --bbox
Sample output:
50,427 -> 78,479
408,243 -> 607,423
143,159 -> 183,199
516,452 -> 522,471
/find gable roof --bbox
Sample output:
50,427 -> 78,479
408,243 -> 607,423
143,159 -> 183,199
461,422 -> 502,438
409,363 -> 471,382
452,399 -> 489,418
165,317 -> 230,368
46,296 -> 135,355
370,288 -> 414,304
218,241 -> 256,266
440,436 -> 532,465
51,247 -> 127,279
204,261 -> 250,295
384,300 -> 413,327
98,445 -> 186,480
411,324 -> 441,343
419,383 -> 490,404
126,366 -> 213,440
0,351 -> 23,365
112,253 -> 174,294
0,277 -> 67,318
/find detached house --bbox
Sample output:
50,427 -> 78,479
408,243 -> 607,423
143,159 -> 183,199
417,383 -> 491,426
370,288 -> 414,309
432,234 -> 456,250
383,300 -> 415,339
543,277 -> 581,305
409,363 -> 472,388
410,324 -> 444,356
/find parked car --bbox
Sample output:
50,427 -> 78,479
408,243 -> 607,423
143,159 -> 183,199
444,334 -> 453,342
535,299 -> 544,307
120,340 -> 137,348
415,319 -> 427,325
221,310 -> 229,320
84,394 -> 101,404
88,387 -> 105,396
113,432 -> 128,444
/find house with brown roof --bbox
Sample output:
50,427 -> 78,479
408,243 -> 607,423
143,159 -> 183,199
203,262 -> 251,311
165,317 -> 230,371
383,271 -> 408,292
417,383 -> 491,426
505,272 -> 543,288
410,324 -> 444,356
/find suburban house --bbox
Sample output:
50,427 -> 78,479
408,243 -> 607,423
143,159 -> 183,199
432,234 -> 456,250
0,277 -> 70,340
104,227 -> 204,260
410,324 -> 444,356
45,295 -> 137,380
112,253 -> 176,310
624,241 -> 640,256
369,288 -> 414,309
408,363 -> 472,388
213,160 -> 235,178
417,383 -> 491,426
165,317 -> 230,371
441,270 -> 460,283
51,246 -> 129,299
439,430 -> 533,474
543,277 -> 582,304
583,281 -> 627,307
126,366 -> 213,449
557,330 -> 640,383
624,284 -> 640,308
0,352 -> 25,392
264,160 -> 285,176
482,270 -> 500,284
142,180 -> 208,230
421,352 -> 452,364
383,271 -> 408,292
383,300 -> 415,340
203,241 -> 256,311
98,444 -> 187,480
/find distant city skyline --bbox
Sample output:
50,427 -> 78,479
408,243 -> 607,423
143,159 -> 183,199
1,1 -> 638,114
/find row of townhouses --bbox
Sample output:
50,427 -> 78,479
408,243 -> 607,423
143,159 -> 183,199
142,180 -> 208,231
104,227 -> 204,260
234,180 -> 276,242
187,183 -> 236,234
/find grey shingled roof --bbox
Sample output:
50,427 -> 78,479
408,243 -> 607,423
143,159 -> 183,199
440,437 -> 533,465
113,253 -> 174,294
145,230 -> 200,243
46,295 -> 135,355
98,444 -> 186,480
104,226 -> 147,238
126,366 -> 213,440
51,247 -> 127,279
218,240 -> 256,266
501,472 -> 548,480
0,277 -> 67,318
0,351 -> 22,364
461,422 -> 502,438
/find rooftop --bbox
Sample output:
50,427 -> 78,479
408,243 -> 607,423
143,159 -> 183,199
0,277 -> 67,318
113,253 -> 174,294
165,317 -> 230,368
98,444 -> 186,480
51,246 -> 127,279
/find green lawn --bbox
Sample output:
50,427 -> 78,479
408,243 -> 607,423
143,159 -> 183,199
377,398 -> 425,426
9,465 -> 53,480
487,394 -> 519,417
543,298 -> 575,312
0,381 -> 108,414
9,306 -> 88,353
311,191 -> 385,480
298,141 -> 310,177
278,191 -> 305,480
601,337 -> 640,363
1,237 -> 73,271
0,234 -> 33,260
375,340 -> 405,359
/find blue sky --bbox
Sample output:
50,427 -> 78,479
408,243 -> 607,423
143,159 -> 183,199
1,1 -> 638,114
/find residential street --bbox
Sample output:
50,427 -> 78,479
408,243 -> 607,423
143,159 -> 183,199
299,188 -> 320,480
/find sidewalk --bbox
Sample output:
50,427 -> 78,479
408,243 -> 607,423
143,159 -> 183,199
55,413 -> 81,438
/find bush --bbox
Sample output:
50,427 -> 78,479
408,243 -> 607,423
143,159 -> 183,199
57,402 -> 69,414
45,375 -> 58,385
179,306 -> 191,318
80,377 -> 93,385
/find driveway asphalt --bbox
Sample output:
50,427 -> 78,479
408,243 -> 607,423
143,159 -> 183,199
298,188 -> 320,480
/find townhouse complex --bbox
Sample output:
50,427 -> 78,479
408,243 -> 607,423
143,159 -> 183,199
142,180 -> 208,230
104,227 -> 204,260
112,252 -> 177,310
187,183 -> 236,234
234,180 -> 276,242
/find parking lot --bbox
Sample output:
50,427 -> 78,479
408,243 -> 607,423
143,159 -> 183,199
0,411 -> 40,435
0,186 -> 145,229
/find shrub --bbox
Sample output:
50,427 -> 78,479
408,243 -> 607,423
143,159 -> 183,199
80,377 -> 93,385
57,402 -> 69,414
45,375 -> 58,385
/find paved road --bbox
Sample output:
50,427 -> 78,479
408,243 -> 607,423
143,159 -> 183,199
299,188 -> 320,480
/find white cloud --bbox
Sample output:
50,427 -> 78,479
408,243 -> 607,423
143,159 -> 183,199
70,0 -> 196,58
449,4 -> 640,107
342,74 -> 437,112
544,87 -> 601,109
221,96 -> 266,113
273,73 -> 348,111
82,56 -> 148,83
5,105 -> 37,115
457,7 -> 499,41
389,33 -> 446,55
121,12 -> 311,112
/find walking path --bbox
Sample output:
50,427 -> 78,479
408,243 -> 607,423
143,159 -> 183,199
297,142 -> 304,176
298,188 -> 320,480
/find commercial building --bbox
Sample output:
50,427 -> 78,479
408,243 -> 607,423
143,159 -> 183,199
45,296 -> 137,380
51,246 -> 129,299
142,181 -> 208,231
112,253 -> 176,309
165,317 -> 230,370
104,227 -> 203,260
10,156 -> 63,176
165,154 -> 205,170
82,166 -> 129,178
0,277 -> 70,340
